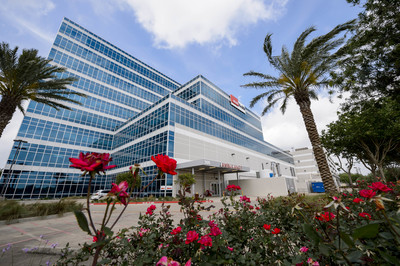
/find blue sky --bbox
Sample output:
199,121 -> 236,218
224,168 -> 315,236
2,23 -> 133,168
0,0 -> 364,172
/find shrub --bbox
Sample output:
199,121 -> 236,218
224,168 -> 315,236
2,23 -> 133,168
58,152 -> 400,265
60,180 -> 400,265
0,200 -> 26,221
0,199 -> 83,222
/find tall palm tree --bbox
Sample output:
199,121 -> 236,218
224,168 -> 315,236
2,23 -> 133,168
242,20 -> 355,193
0,42 -> 85,137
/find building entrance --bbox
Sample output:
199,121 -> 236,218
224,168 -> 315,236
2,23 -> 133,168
210,182 -> 220,196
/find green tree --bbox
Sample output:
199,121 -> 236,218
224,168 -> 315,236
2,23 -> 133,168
242,20 -> 355,193
116,171 -> 141,189
0,42 -> 85,137
334,0 -> 400,103
338,172 -> 364,186
177,173 -> 196,191
323,98 -> 400,181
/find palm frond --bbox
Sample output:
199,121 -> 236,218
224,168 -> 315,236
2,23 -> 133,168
243,71 -> 278,81
261,98 -> 281,116
302,19 -> 356,60
241,81 -> 280,89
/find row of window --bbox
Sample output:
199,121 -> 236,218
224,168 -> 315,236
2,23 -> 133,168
65,71 -> 152,110
52,36 -> 171,97
113,104 -> 169,148
199,82 -> 263,130
176,82 -> 200,101
49,48 -> 164,106
113,131 -> 169,168
200,99 -> 264,140
27,101 -> 122,131
0,170 -> 109,199
7,143 -> 89,168
0,166 -> 172,199
62,88 -> 137,120
18,117 -> 113,150
60,20 -> 179,91
174,81 -> 263,139
169,98 -> 293,163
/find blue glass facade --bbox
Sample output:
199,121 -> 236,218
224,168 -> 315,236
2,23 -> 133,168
0,18 -> 293,199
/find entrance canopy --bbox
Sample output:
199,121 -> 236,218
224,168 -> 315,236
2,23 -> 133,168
176,159 -> 250,174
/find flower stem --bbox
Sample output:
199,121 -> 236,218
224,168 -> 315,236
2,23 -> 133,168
382,210 -> 400,240
100,201 -> 111,232
86,173 -> 97,234
104,201 -> 116,226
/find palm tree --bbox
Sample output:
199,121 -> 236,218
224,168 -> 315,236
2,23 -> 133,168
242,20 -> 355,193
0,42 -> 85,137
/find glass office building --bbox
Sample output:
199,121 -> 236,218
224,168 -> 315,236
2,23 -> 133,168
0,18 -> 294,199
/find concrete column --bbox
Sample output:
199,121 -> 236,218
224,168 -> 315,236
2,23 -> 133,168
203,172 -> 205,195
218,170 -> 221,197
191,168 -> 195,196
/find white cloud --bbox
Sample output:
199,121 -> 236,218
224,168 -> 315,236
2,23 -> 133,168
260,93 -> 369,174
0,109 -> 25,168
261,94 -> 345,151
120,0 -> 288,49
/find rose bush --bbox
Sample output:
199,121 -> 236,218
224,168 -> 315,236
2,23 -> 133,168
59,153 -> 400,265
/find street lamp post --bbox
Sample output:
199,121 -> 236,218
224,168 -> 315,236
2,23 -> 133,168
0,139 -> 27,198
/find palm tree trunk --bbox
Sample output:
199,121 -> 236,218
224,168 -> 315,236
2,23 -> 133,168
0,95 -> 17,138
297,100 -> 338,193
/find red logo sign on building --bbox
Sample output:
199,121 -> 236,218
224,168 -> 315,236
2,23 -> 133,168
230,94 -> 240,106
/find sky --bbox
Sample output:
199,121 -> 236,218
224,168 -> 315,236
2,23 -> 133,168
0,0 -> 365,173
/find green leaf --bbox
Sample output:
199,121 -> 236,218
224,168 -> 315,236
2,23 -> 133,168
103,226 -> 113,237
352,223 -> 379,240
378,231 -> 394,240
340,232 -> 355,248
74,210 -> 91,235
319,244 -> 331,256
302,223 -> 321,245
347,250 -> 363,263
378,250 -> 399,265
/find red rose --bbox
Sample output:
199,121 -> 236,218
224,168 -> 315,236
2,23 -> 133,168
263,224 -> 271,231
146,204 -> 156,215
185,231 -> 199,244
209,226 -> 222,236
368,182 -> 393,192
271,228 -> 281,234
240,196 -> 251,203
151,154 -> 177,175
315,212 -> 335,222
353,198 -> 364,203
110,181 -> 129,205
198,235 -> 212,249
359,212 -> 372,220
359,189 -> 376,199
209,220 -> 218,227
171,226 -> 182,235
70,152 -> 116,173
